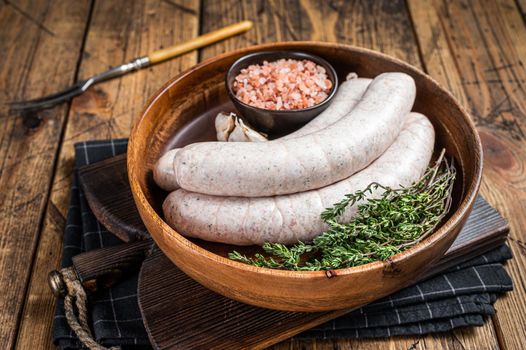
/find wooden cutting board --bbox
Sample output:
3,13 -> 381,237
77,157 -> 509,349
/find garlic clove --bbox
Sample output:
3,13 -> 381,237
228,122 -> 250,142
216,111 -> 268,142
215,112 -> 236,141
236,117 -> 268,142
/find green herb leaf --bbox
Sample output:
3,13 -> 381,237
229,149 -> 456,271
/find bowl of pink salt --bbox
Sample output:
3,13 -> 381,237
226,51 -> 338,135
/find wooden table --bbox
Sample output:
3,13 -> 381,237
1,0 -> 525,349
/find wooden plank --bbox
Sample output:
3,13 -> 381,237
200,0 -> 421,67
79,154 -> 148,242
0,0 -> 92,348
272,326 -> 500,350
499,0 -> 526,72
15,0 -> 200,348
408,0 -> 526,349
200,1 -> 496,349
516,0 -> 526,20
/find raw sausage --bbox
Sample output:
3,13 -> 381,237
172,72 -> 415,197
154,149 -> 181,192
164,113 -> 434,245
153,77 -> 372,191
163,112 -> 435,245
282,77 -> 371,139
154,77 -> 371,191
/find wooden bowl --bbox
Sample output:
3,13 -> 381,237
128,42 -> 482,312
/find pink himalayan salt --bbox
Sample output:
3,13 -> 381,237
232,58 -> 332,110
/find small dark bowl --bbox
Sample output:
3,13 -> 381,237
225,51 -> 338,135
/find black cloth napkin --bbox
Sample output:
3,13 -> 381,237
53,140 -> 513,349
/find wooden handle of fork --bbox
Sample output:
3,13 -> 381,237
148,20 -> 253,64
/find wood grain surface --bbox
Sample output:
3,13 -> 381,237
0,1 -> 92,348
79,153 -> 148,242
0,0 -> 523,349
14,0 -> 199,348
408,1 -> 526,349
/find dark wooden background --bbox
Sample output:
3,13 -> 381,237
1,0 -> 525,349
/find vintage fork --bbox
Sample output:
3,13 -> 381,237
9,21 -> 252,112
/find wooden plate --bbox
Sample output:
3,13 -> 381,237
127,42 -> 483,312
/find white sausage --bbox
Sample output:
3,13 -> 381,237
172,72 -> 416,197
282,77 -> 371,139
153,149 -> 181,192
163,112 -> 435,245
153,77 -> 372,191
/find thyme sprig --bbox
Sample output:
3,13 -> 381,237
229,149 -> 456,271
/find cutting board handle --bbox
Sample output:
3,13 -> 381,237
49,239 -> 152,297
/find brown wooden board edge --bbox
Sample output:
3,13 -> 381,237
79,153 -> 149,242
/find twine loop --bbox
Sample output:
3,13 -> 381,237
59,267 -> 120,350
